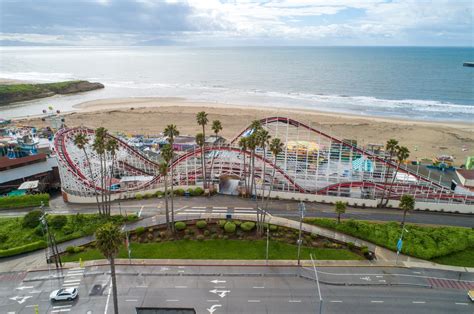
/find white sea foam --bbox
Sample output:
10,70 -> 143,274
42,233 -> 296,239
0,71 -> 75,82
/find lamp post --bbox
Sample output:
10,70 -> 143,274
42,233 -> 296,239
265,223 -> 270,264
297,201 -> 306,266
395,226 -> 409,264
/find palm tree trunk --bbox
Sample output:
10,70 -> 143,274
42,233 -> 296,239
100,153 -> 105,215
164,174 -> 170,230
110,256 -> 119,314
84,149 -> 101,215
107,154 -> 115,216
384,163 -> 401,206
170,163 -> 175,233
379,151 -> 394,206
401,209 -> 407,228
265,156 -> 277,210
338,213 -> 341,223
202,126 -> 207,189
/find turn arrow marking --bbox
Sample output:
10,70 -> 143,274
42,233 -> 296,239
209,289 -> 230,298
207,304 -> 222,314
10,295 -> 32,304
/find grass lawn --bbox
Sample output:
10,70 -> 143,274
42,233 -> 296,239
62,239 -> 364,262
0,214 -> 136,255
432,247 -> 474,267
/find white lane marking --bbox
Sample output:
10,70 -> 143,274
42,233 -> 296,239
64,279 -> 81,283
184,209 -> 206,212
455,302 -> 468,305
248,300 -> 260,303
52,305 -> 72,309
207,300 -> 219,302
136,285 -> 148,288
166,299 -> 179,302
412,271 -> 421,274
175,206 -> 189,212
178,270 -> 185,273
412,301 -> 426,304
330,300 -> 343,303
235,207 -> 253,210
104,281 -> 112,314
289,300 -> 301,303
16,286 -> 34,290
51,310 -> 71,313
371,301 -> 384,303
214,286 -> 226,289
375,275 -> 383,278
213,207 -> 227,209
192,206 -> 206,209
65,273 -> 82,277
378,280 -> 386,283
126,299 -> 138,302
178,266 -> 185,269
9,296 -> 32,304
138,206 -> 144,217
210,280 -> 226,284
252,286 -> 265,289
62,284 -> 78,288
175,286 -> 187,288
66,270 -> 84,274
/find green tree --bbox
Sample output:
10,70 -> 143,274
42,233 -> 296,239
196,111 -> 208,188
379,139 -> 399,207
195,132 -> 206,189
92,127 -> 108,215
210,120 -> 223,187
74,132 -> 101,214
161,144 -> 173,231
158,161 -> 170,231
266,138 -> 283,207
238,137 -> 249,196
399,194 -> 415,229
255,128 -> 271,235
335,201 -> 347,223
385,146 -> 410,206
163,124 -> 179,230
95,223 -> 123,314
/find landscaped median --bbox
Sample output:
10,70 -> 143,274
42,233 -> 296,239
0,193 -> 49,209
0,212 -> 138,258
61,219 -> 366,262
304,218 -> 474,267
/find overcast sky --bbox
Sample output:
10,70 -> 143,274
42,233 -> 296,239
0,0 -> 472,46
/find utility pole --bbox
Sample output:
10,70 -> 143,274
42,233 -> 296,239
310,254 -> 323,314
297,201 -> 306,266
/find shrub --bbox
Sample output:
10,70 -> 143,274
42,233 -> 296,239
135,226 -> 146,236
159,231 -> 167,238
175,221 -> 187,231
147,233 -> 154,240
66,246 -> 76,254
224,222 -> 236,233
135,193 -> 143,200
196,220 -> 207,229
192,187 -> 204,196
0,233 -> 8,242
196,235 -> 205,241
34,225 -> 44,236
0,240 -> 47,257
347,242 -> 355,250
49,215 -> 68,230
175,188 -> 185,196
240,221 -> 256,232
148,228 -> 154,233
188,229 -> 195,235
233,220 -> 242,226
184,229 -> 190,235
154,191 -> 163,198
204,230 -> 210,236
269,225 -> 278,231
62,225 -> 74,235
183,235 -> 190,240
0,193 -> 49,209
223,235 -> 229,240
144,193 -> 153,199
218,220 -> 227,228
74,246 -> 84,253
211,234 -> 218,239
361,246 -> 369,255
22,210 -> 43,228
310,233 -> 318,239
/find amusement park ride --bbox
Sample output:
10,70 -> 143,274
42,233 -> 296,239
54,117 -> 473,205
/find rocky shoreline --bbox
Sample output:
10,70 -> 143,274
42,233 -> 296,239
0,80 -> 104,105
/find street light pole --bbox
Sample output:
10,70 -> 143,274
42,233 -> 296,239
265,223 -> 270,264
310,253 -> 323,314
297,201 -> 306,266
395,226 -> 408,264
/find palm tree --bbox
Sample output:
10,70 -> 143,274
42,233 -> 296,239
95,222 -> 123,314
399,194 -> 415,229
196,112 -> 208,188
255,128 -> 271,235
93,127 -> 108,215
158,161 -> 170,231
74,132 -> 101,214
163,125 -> 179,230
105,138 -> 119,216
210,120 -> 223,188
161,145 -> 173,231
238,137 -> 249,196
266,138 -> 283,208
379,139 -> 399,206
248,120 -> 262,197
385,146 -> 410,206
195,133 -> 206,189
334,201 -> 347,223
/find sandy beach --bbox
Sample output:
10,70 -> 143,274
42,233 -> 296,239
16,97 -> 474,164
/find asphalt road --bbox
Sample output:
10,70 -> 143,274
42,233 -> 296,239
1,265 -> 472,314
1,195 -> 467,228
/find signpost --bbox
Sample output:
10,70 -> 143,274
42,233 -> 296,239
395,227 -> 408,264
297,201 -> 306,266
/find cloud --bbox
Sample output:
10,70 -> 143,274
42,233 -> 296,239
0,0 -> 471,46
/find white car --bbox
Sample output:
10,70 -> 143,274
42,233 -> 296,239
50,288 -> 78,301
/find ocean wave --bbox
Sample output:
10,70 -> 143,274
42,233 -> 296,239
0,71 -> 75,82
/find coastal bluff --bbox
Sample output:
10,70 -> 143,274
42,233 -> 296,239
0,80 -> 104,105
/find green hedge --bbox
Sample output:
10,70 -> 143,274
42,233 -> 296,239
0,240 -> 47,257
196,220 -> 207,229
175,221 -> 187,231
304,218 -> 474,260
240,222 -> 255,232
0,194 -> 49,209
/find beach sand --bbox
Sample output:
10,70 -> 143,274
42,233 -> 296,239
17,97 -> 474,165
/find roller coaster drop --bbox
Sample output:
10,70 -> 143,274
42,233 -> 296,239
54,117 -> 473,205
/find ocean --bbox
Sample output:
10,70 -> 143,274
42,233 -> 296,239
0,46 -> 473,122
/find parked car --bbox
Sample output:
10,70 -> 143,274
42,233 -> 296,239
50,288 -> 78,301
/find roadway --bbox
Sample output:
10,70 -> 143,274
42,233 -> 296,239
1,195 -> 469,228
1,265 -> 472,314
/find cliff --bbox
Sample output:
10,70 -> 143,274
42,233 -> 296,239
0,80 -> 104,105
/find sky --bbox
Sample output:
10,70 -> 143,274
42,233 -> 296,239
0,0 -> 472,46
